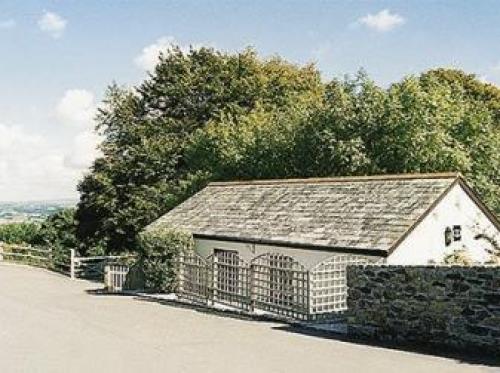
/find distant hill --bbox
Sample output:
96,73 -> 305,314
0,199 -> 77,224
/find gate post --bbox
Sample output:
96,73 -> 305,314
177,253 -> 184,296
249,263 -> 255,313
208,256 -> 216,306
306,271 -> 311,321
70,249 -> 76,280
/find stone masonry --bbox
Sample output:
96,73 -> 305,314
347,265 -> 500,356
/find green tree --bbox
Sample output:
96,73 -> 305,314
38,208 -> 79,249
76,47 -> 323,253
75,46 -> 499,254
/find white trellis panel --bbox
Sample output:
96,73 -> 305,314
250,253 -> 310,320
207,250 -> 251,311
309,254 -> 369,319
178,252 -> 210,304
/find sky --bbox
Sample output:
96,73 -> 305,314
0,0 -> 499,202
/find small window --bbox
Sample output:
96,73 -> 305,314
453,225 -> 462,241
445,227 -> 452,246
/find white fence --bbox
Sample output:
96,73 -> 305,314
0,242 -> 131,282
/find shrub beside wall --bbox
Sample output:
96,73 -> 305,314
135,228 -> 194,292
347,265 -> 500,355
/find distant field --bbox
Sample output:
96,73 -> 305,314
0,199 -> 77,224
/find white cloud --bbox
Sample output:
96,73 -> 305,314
64,130 -> 101,170
38,11 -> 67,38
55,89 -> 102,169
134,36 -> 205,71
358,9 -> 405,32
0,19 -> 16,29
0,87 -> 103,201
478,75 -> 489,84
0,123 -> 81,201
55,89 -> 96,128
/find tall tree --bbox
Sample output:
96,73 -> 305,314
76,46 -> 500,254
76,47 -> 323,252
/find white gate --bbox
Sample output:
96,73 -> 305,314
105,264 -> 130,292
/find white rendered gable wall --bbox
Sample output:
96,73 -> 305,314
386,183 -> 500,265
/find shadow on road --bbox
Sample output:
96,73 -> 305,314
86,288 -> 499,368
272,324 -> 500,368
86,288 -> 278,323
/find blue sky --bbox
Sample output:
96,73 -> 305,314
0,1 -> 499,201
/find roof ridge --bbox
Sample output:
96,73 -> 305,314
208,172 -> 462,187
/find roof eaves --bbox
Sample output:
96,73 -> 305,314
193,232 -> 389,257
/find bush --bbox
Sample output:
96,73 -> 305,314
0,222 -> 42,245
137,228 -> 194,292
443,249 -> 474,265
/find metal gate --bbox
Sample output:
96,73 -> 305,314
250,253 -> 310,320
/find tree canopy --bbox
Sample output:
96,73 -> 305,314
75,47 -> 500,253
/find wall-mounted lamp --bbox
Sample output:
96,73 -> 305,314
445,227 -> 452,246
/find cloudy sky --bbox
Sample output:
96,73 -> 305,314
0,0 -> 499,201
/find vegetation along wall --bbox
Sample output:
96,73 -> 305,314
347,265 -> 500,355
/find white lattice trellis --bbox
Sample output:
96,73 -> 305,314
250,253 -> 310,320
207,249 -> 251,311
309,254 -> 369,318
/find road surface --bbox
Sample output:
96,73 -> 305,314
0,264 -> 497,373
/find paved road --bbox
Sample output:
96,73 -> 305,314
0,264 -> 497,373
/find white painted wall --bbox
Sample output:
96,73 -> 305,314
387,183 -> 500,265
194,238 -> 376,269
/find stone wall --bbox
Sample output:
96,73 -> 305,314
347,265 -> 500,355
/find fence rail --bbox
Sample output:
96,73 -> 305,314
0,242 -> 132,282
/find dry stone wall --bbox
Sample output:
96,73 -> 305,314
347,265 -> 500,355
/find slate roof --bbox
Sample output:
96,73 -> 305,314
149,173 -> 463,255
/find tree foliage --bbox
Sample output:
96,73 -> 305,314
0,208 -> 81,250
0,222 -> 42,245
75,47 -> 500,254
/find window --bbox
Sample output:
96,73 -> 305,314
453,225 -> 462,241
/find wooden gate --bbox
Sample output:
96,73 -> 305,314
207,250 -> 251,311
105,264 -> 130,292
177,252 -> 210,304
250,253 -> 310,320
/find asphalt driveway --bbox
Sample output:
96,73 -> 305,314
0,264 -> 497,373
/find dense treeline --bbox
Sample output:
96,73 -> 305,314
74,47 -> 499,254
